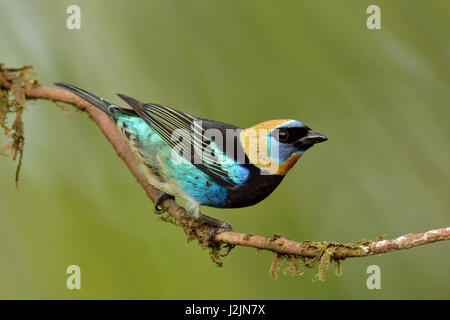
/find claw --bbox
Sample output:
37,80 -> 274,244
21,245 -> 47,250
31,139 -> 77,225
201,217 -> 235,256
153,192 -> 175,214
154,205 -> 164,214
220,244 -> 235,257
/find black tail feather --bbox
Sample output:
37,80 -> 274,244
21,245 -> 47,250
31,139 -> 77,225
117,93 -> 146,110
54,82 -> 115,116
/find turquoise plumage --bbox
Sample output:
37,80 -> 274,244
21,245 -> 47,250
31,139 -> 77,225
116,112 -> 234,208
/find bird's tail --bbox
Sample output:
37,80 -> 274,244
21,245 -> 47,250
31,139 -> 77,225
54,82 -> 116,116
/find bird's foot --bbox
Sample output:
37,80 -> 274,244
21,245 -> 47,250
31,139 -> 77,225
153,192 -> 175,214
198,213 -> 233,233
198,214 -> 235,256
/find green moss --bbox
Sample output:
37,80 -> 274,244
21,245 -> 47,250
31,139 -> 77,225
0,64 -> 37,188
158,212 -> 180,227
334,259 -> 343,277
269,254 -> 282,280
265,240 -> 356,281
376,234 -> 387,241
208,243 -> 223,267
315,249 -> 333,282
282,257 -> 305,277
161,213 -> 227,268
356,238 -> 373,246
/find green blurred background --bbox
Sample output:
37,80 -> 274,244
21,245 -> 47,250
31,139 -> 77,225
0,0 -> 449,299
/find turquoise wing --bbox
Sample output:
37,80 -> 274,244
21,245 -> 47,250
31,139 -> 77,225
117,94 -> 249,188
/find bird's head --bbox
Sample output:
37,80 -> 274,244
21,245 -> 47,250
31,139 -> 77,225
240,119 -> 327,175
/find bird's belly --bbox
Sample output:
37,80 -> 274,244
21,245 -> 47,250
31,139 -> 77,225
137,155 -> 230,207
223,174 -> 285,208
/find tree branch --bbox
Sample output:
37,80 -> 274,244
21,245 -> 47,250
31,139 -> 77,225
1,68 -> 449,279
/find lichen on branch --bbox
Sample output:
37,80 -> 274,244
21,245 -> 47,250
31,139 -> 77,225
0,64 -> 37,187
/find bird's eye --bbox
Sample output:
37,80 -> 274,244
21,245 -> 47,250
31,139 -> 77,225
277,129 -> 289,142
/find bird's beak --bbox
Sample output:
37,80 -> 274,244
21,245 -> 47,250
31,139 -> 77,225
297,130 -> 328,146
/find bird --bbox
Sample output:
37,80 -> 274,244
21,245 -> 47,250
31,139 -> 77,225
55,82 -> 328,236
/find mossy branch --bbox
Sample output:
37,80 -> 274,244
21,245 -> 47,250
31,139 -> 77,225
1,65 -> 449,281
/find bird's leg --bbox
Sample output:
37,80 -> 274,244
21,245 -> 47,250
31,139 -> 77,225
186,201 -> 235,256
153,192 -> 175,214
198,213 -> 233,232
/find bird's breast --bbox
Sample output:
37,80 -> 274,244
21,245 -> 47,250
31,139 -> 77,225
223,167 -> 285,208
